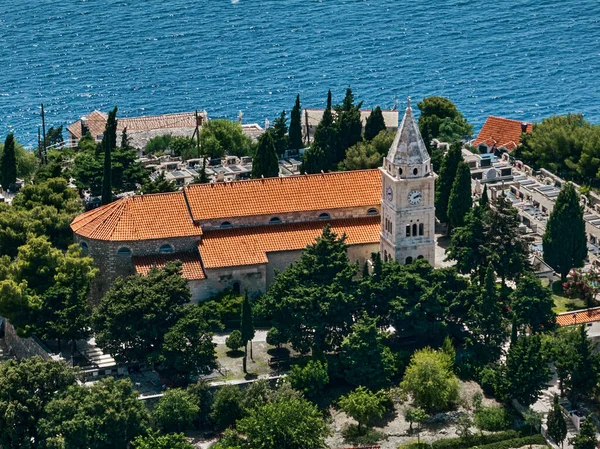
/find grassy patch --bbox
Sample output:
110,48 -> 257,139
342,424 -> 386,445
474,406 -> 512,431
553,294 -> 586,313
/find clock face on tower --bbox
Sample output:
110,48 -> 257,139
408,189 -> 423,206
386,186 -> 393,202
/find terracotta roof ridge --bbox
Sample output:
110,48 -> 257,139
487,115 -> 531,124
557,306 -> 600,316
182,186 -> 197,224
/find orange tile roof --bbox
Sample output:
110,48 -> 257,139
67,110 -> 108,140
70,192 -> 202,241
556,307 -> 600,327
473,116 -> 532,150
199,217 -> 380,269
133,252 -> 205,280
184,169 -> 382,222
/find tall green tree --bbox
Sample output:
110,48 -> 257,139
417,97 -> 473,151
289,94 -> 303,150
338,386 -> 387,435
0,357 -> 77,449
340,130 -> 393,171
566,325 -> 600,404
543,183 -> 587,281
272,110 -> 289,157
101,106 -> 118,205
571,419 -> 598,449
364,106 -> 386,141
504,334 -> 551,406
307,90 -> 337,171
435,142 -> 463,224
334,88 -> 363,164
546,394 -> 567,448
510,273 -> 556,333
447,161 -> 472,230
241,291 -> 255,373
200,119 -> 255,158
252,131 -> 279,178
0,133 -> 17,191
288,360 -> 329,400
153,388 -> 199,432
133,431 -> 194,449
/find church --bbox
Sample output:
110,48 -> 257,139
70,101 -> 436,301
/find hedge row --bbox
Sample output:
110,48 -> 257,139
402,430 -> 525,449
475,434 -> 547,449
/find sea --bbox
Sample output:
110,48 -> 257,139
1,0 -> 599,146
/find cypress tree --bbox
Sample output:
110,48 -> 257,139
447,161 -> 472,230
120,126 -> 131,150
546,394 -> 567,448
1,133 -> 17,191
364,106 -> 386,141
272,110 -> 288,157
435,142 -> 463,224
480,184 -> 489,208
289,94 -> 303,151
510,315 -> 518,347
101,106 -> 118,205
543,183 -> 587,281
311,90 -> 337,170
241,291 -> 255,373
335,87 -> 363,165
252,131 -> 279,178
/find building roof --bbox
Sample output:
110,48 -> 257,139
556,307 -> 600,327
199,216 -> 380,269
386,100 -> 430,166
68,111 -> 203,141
133,252 -> 206,280
184,169 -> 381,222
71,193 -> 202,241
304,109 -> 398,129
473,116 -> 533,150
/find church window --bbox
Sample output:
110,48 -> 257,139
413,168 -> 418,176
79,241 -> 89,253
318,212 -> 331,220
398,167 -> 403,176
412,223 -> 417,236
220,221 -> 233,229
117,247 -> 132,256
269,217 -> 282,224
406,256 -> 413,264
367,208 -> 378,216
406,225 -> 411,237
419,223 -> 424,236
232,281 -> 241,295
159,244 -> 174,254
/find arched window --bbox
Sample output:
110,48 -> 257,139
220,221 -> 233,229
117,247 -> 132,256
413,168 -> 418,176
419,223 -> 424,236
412,223 -> 417,236
269,217 -> 282,225
406,256 -> 413,264
159,244 -> 174,254
398,167 -> 403,176
232,281 -> 241,295
318,212 -> 331,220
406,225 -> 411,237
367,208 -> 378,216
79,241 -> 89,252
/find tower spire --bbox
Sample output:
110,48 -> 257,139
407,96 -> 411,110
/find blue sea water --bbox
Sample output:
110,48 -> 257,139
1,0 -> 599,146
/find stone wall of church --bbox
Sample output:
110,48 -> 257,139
193,265 -> 267,302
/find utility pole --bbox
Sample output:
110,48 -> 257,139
37,127 -> 42,161
41,103 -> 47,165
195,110 -> 200,158
304,109 -> 310,143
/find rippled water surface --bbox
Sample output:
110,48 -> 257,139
1,0 -> 599,144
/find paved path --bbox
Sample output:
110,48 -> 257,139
212,329 -> 268,345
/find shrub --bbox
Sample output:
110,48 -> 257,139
266,327 -> 284,347
226,330 -> 243,352
430,430 -> 521,449
475,435 -> 546,449
288,360 -> 329,400
211,385 -> 244,430
339,386 -> 388,435
479,366 -> 498,396
474,406 -> 512,431
187,379 -> 213,428
153,388 -> 199,432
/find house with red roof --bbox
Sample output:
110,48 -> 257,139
473,116 -> 532,154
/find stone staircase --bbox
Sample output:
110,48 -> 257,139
80,345 -> 116,370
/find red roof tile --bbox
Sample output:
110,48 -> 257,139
556,307 -> 600,327
133,252 -> 205,280
473,116 -> 532,151
199,217 -> 380,269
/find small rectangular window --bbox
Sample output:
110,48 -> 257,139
406,225 -> 411,237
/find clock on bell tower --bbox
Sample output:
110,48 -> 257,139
379,97 -> 436,266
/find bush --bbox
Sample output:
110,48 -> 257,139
474,406 -> 512,431
552,280 -> 564,294
476,435 -> 546,449
429,430 -> 521,449
187,380 -> 213,428
211,385 -> 244,430
226,330 -> 243,352
153,388 -> 199,432
288,360 -> 329,400
266,327 -> 284,347
479,366 -> 499,396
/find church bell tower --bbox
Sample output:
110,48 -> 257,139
379,98 -> 436,265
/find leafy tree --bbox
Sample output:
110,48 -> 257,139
435,142 -> 463,224
210,385 -> 244,430
153,388 -> 199,432
38,377 -> 149,449
510,273 -> 556,332
288,360 -> 329,400
400,347 -> 460,412
289,94 -> 304,151
236,395 -> 329,449
44,125 -> 64,149
339,130 -> 393,171
13,234 -> 62,296
188,379 -> 213,428
200,119 -> 254,158
252,130 -> 279,178
266,327 -> 284,347
272,110 -> 289,157
340,314 -> 396,389
133,431 -> 194,449
92,262 -> 190,365
417,97 -> 473,151
306,90 -> 337,172
566,325 -> 600,404
12,177 -> 81,215
226,329 -> 243,352
241,291 -> 255,373
101,106 -> 118,205
504,334 -> 551,406
456,413 -> 474,441
447,161 -> 472,230
111,145 -> 148,192
571,419 -> 598,449
71,149 -> 103,195
261,225 -> 358,355
141,172 -> 178,194
0,133 -> 17,190
240,379 -> 272,412
404,407 -> 428,444
523,408 -> 542,447
302,143 -> 327,174
543,182 -> 587,281
157,304 -> 219,386
0,357 -> 76,449
547,394 -> 567,448
334,88 -> 363,164
364,106 -> 386,141
339,386 -> 387,435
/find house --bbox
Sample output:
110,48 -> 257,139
472,116 -> 532,154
